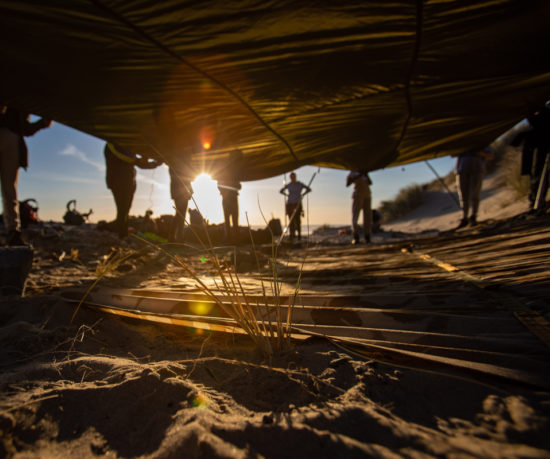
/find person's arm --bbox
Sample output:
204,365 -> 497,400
280,185 -> 287,195
298,182 -> 311,196
23,117 -> 52,136
346,171 -> 360,187
478,150 -> 494,160
510,131 -> 529,147
136,157 -> 163,169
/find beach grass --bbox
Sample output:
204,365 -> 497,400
378,183 -> 426,222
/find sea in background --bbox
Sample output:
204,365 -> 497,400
250,222 -> 349,235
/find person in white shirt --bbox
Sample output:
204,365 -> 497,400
280,172 -> 311,240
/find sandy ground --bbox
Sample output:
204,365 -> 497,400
1,167 -> 549,458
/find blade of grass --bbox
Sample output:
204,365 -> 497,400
71,250 -> 135,323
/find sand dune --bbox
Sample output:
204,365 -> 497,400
384,170 -> 530,234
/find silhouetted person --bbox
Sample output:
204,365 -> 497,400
169,162 -> 194,242
104,142 -> 161,238
521,104 -> 550,211
0,106 -> 51,245
346,171 -> 372,244
455,147 -> 494,228
372,209 -> 382,233
216,149 -> 243,242
280,172 -> 311,241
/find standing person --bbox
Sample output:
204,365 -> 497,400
216,149 -> 243,242
346,171 -> 372,244
455,146 -> 494,228
0,106 -> 52,246
521,104 -> 550,211
169,162 -> 194,242
280,172 -> 311,241
104,142 -> 161,238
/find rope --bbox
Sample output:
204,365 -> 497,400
283,173 -> 288,230
393,0 -> 424,155
425,160 -> 461,208
147,168 -> 156,211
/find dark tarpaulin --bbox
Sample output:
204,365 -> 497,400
1,0 -> 549,180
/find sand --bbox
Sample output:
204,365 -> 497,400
1,166 -> 549,458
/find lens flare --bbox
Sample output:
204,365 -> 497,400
187,327 -> 207,336
189,302 -> 213,315
199,125 -> 214,151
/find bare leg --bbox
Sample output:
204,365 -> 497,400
172,196 -> 188,242
112,183 -> 135,238
351,196 -> 361,243
470,169 -> 484,223
0,128 -> 21,233
362,195 -> 372,243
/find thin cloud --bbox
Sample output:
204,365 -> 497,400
59,144 -> 105,172
136,172 -> 168,190
30,171 -> 100,185
59,144 -> 167,189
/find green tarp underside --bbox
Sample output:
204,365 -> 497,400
1,0 -> 550,180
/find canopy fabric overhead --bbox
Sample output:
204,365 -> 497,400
1,1 -> 550,180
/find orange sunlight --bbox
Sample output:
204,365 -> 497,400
190,172 -> 223,223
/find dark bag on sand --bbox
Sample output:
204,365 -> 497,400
267,218 -> 282,236
189,208 -> 206,226
19,199 -> 40,228
63,200 -> 93,226
0,246 -> 33,296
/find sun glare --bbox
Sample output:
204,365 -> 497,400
190,173 -> 223,223
195,172 -> 212,182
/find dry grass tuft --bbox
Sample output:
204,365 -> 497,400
73,169 -> 315,358
495,146 -> 530,198
378,184 -> 426,222
71,249 -> 137,323
134,231 -> 287,358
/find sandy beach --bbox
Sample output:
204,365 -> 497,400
1,166 -> 549,458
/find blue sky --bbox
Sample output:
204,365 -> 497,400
20,120 -> 455,226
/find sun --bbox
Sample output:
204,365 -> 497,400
194,172 -> 212,182
190,173 -> 223,223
